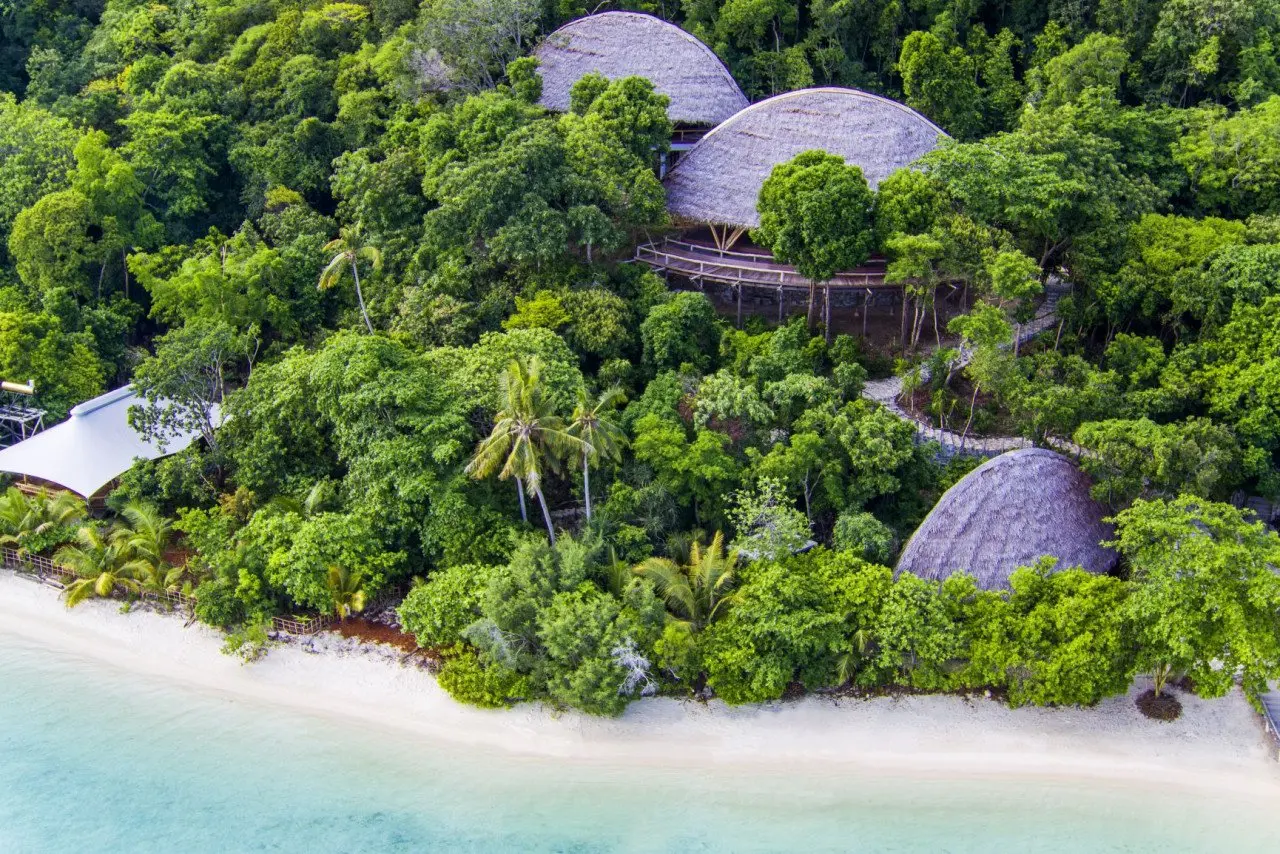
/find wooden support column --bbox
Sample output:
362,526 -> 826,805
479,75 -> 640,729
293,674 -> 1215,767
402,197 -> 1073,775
824,285 -> 832,343
777,286 -> 784,324
736,284 -> 743,329
862,289 -> 870,337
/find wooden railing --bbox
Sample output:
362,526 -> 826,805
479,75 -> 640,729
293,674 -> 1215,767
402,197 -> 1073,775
654,237 -> 778,264
670,127 -> 709,146
635,241 -> 890,289
655,237 -> 889,269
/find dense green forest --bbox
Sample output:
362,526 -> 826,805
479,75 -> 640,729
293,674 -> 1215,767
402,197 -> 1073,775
2,0 -> 1280,716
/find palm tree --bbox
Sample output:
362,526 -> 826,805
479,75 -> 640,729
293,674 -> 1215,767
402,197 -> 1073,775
114,501 -> 173,568
132,561 -> 189,598
632,531 -> 740,631
835,627 -> 875,686
319,225 -> 380,334
57,525 -> 139,607
466,357 -> 586,544
110,501 -> 192,598
0,487 -> 86,556
326,565 -> 366,620
567,386 -> 627,521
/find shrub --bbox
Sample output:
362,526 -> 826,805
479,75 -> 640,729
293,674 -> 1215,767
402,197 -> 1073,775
398,563 -> 497,648
436,646 -> 529,708
833,511 -> 897,564
702,551 -> 891,703
193,578 -> 245,628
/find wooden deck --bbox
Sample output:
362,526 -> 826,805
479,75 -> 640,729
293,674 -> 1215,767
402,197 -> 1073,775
670,126 -> 712,147
635,238 -> 891,291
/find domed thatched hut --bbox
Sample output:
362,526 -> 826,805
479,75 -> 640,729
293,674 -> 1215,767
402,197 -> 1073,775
896,449 -> 1118,590
636,87 -> 947,332
534,12 -> 748,129
664,87 -> 945,232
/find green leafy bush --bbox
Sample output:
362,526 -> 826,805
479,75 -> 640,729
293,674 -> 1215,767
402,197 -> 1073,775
437,646 -> 529,709
194,578 -> 245,628
833,511 -> 897,564
398,563 -> 497,649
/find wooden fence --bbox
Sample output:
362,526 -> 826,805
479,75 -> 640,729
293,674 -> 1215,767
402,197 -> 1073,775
269,585 -> 405,636
2,548 -> 74,580
272,613 -> 333,635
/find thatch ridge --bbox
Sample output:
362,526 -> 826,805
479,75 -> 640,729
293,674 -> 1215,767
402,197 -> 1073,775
534,12 -> 748,126
895,448 -> 1118,590
664,87 -> 945,229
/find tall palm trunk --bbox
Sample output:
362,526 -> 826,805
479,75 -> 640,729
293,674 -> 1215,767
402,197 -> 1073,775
533,484 -> 556,544
349,259 -> 375,334
514,476 -> 528,524
582,457 -> 592,520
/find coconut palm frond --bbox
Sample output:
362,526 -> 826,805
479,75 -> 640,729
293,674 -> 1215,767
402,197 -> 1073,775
326,564 -> 367,619
357,244 -> 382,270
94,572 -> 117,597
633,557 -> 697,621
64,578 -> 98,608
302,481 -> 333,516
317,252 -> 348,291
635,529 -> 739,630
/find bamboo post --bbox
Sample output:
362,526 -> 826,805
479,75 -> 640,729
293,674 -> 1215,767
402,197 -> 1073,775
824,285 -> 832,343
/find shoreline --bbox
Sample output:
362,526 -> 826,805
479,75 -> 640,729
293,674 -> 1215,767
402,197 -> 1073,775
3,571 -> 1279,798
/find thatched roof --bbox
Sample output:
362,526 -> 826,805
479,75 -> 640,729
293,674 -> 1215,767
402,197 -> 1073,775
534,12 -> 748,126
664,87 -> 945,229
896,449 -> 1117,590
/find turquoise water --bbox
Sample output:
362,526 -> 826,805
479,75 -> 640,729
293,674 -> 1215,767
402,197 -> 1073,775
2,631 -> 1277,853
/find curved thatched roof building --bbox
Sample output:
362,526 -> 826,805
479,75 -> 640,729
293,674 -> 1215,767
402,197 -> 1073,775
534,12 -> 748,126
896,449 -> 1117,590
664,87 -> 945,229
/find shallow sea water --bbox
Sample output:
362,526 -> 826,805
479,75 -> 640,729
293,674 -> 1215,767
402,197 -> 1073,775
1,631 -> 1276,853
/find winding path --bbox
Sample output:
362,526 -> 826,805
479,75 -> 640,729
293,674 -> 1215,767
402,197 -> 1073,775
859,285 -> 1082,459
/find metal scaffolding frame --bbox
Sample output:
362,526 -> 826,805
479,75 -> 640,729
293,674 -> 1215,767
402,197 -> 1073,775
0,381 -> 45,448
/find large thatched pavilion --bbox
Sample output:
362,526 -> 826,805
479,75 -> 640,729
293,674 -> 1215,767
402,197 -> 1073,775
896,449 -> 1118,590
635,87 -> 946,335
664,87 -> 944,236
535,12 -> 748,142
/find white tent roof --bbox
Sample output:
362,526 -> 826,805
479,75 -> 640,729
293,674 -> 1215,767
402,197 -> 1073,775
0,386 -> 204,498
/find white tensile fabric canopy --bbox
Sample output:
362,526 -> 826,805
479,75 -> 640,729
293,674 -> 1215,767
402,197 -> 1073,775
0,386 -> 204,498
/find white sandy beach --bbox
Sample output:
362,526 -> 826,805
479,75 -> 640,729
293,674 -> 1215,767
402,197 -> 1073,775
4,570 -> 1279,798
